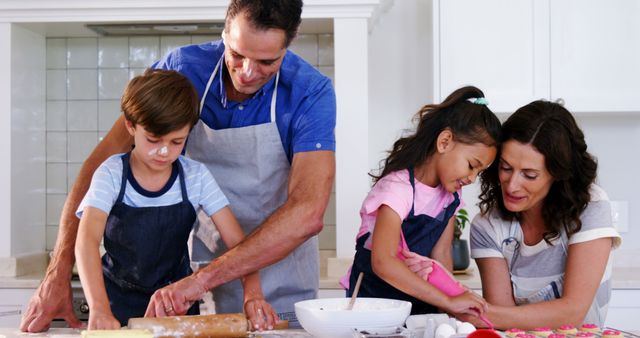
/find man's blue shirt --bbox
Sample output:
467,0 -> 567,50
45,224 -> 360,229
153,40 -> 336,163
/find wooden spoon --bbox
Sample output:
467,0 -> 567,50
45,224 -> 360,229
346,272 -> 364,310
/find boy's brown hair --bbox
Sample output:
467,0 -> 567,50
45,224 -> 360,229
121,69 -> 199,136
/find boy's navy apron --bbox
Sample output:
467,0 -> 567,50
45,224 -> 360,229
185,55 -> 319,327
347,167 -> 460,315
102,153 -> 199,326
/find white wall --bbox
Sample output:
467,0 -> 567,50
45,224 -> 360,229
368,0 -> 433,173
10,24 -> 46,256
0,23 -> 11,257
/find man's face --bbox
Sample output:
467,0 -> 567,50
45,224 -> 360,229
223,12 -> 287,96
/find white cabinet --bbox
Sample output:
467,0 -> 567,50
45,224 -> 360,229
433,0 -> 640,113
606,289 -> 640,330
0,288 -> 35,327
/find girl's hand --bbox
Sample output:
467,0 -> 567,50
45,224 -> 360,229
401,249 -> 434,280
244,297 -> 278,331
88,310 -> 120,330
445,290 -> 488,317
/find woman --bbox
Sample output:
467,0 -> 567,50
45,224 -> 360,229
469,100 -> 621,329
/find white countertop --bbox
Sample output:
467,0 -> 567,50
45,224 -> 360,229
3,267 -> 640,290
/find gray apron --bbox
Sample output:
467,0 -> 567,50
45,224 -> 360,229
185,55 -> 319,326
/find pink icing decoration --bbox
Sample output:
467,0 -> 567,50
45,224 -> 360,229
582,324 -> 598,329
548,334 -> 566,338
603,330 -> 621,335
576,333 -> 594,338
559,325 -> 575,330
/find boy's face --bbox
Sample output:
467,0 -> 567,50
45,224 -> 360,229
125,120 -> 190,172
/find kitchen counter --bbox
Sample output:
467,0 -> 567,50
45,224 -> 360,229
4,267 -> 640,290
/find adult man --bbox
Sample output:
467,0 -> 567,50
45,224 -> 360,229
20,0 -> 335,332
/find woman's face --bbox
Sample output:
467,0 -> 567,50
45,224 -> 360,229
498,140 -> 554,213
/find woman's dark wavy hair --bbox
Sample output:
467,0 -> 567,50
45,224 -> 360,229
478,100 -> 598,241
372,86 -> 501,183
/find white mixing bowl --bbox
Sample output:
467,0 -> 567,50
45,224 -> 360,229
294,297 -> 412,338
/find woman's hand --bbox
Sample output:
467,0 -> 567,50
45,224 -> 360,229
88,310 -> 120,330
244,297 -> 278,331
401,249 -> 434,280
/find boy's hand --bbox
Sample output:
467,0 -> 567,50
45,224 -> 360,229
445,290 -> 488,317
244,298 -> 277,331
88,310 -> 121,330
401,249 -> 434,280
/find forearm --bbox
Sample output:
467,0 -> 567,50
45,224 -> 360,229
241,271 -> 265,302
196,197 -> 325,290
75,243 -> 111,313
489,298 -> 586,330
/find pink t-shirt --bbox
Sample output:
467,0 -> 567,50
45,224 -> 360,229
340,169 -> 463,288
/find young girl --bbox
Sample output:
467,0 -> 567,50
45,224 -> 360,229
75,69 -> 277,330
340,86 -> 501,317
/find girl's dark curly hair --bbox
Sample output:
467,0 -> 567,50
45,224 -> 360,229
372,86 -> 501,183
478,100 -> 598,241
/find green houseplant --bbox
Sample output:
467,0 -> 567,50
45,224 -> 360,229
452,208 -> 470,271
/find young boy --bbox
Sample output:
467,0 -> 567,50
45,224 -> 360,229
75,69 -> 277,329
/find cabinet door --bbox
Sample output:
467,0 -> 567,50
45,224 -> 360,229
550,0 -> 640,112
436,0 -> 549,113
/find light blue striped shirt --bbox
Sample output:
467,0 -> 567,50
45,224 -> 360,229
76,154 -> 228,218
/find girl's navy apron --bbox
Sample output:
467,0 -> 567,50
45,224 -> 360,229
185,55 -> 319,327
347,167 -> 460,315
102,153 -> 199,326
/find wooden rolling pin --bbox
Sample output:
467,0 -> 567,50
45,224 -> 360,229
128,313 -> 288,338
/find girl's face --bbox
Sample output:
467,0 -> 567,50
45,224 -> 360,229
126,120 -> 190,173
498,140 -> 554,213
437,132 -> 497,193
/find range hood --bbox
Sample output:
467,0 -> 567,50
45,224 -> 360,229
87,22 -> 225,36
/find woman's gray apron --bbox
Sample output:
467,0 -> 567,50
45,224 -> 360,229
501,220 -> 566,304
185,55 -> 319,326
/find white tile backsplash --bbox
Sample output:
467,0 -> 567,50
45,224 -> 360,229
289,34 -> 318,66
46,70 -> 67,100
160,36 -> 192,59
67,163 -> 83,192
67,100 -> 98,131
46,132 -> 67,163
99,68 -> 129,100
42,33 -> 335,252
67,69 -> 97,100
129,37 -> 160,68
46,163 -> 67,194
46,225 -> 59,251
46,38 -> 66,69
46,194 -> 66,225
67,38 -> 98,69
46,101 -> 67,131
98,37 -> 129,68
67,132 -> 98,163
318,34 -> 334,66
98,100 -> 122,131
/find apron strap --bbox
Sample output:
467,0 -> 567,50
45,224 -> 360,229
408,167 -> 416,217
175,158 -> 189,203
200,55 -> 224,114
270,71 -> 280,122
116,153 -> 131,204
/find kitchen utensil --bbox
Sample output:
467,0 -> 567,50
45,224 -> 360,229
427,262 -> 494,329
294,297 -> 411,338
347,272 -> 364,310
128,313 -> 288,337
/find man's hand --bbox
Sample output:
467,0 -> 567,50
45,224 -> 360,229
144,274 -> 207,317
20,273 -> 83,332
